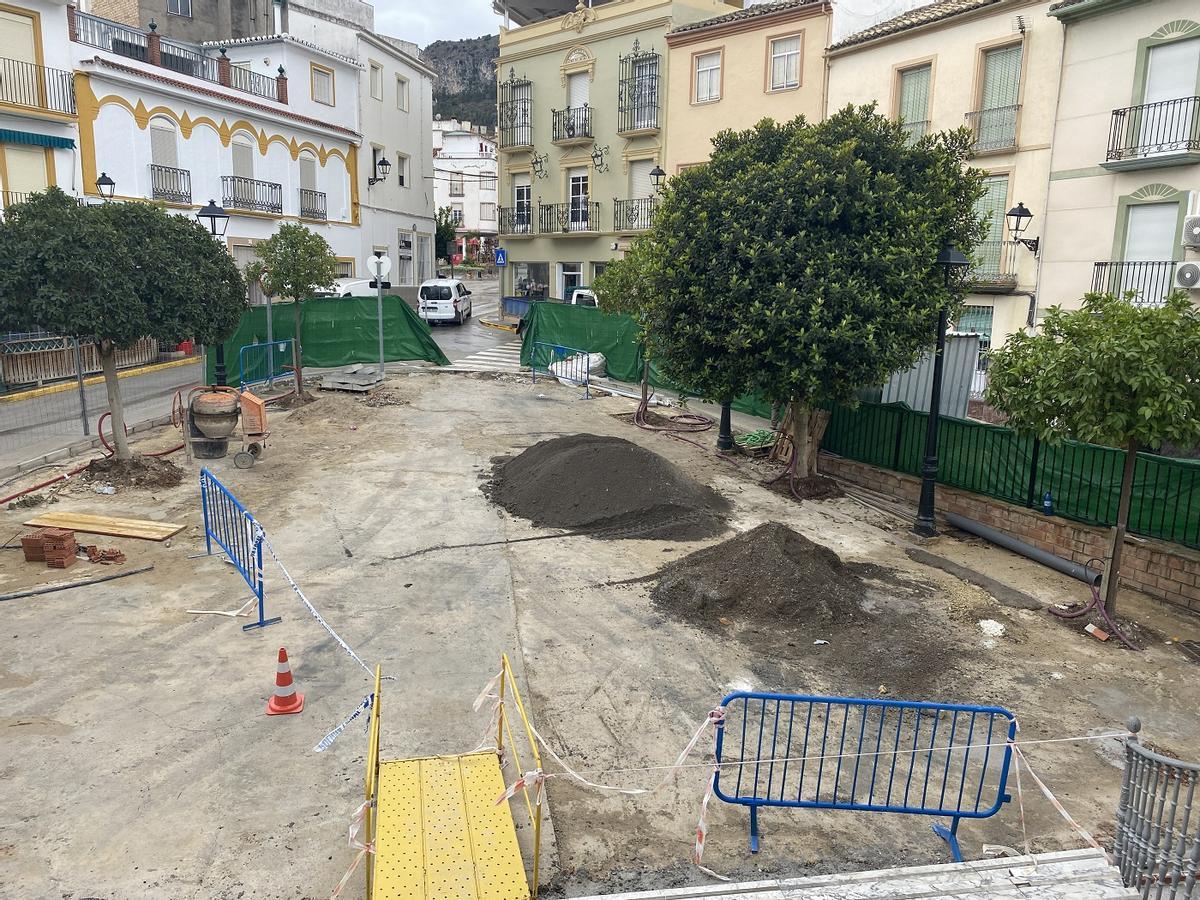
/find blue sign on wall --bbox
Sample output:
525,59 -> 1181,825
494,248 -> 508,267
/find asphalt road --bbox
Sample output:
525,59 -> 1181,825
423,277 -> 515,364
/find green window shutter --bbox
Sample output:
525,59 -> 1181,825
972,175 -> 1009,275
957,305 -> 995,353
982,44 -> 1022,109
898,65 -> 931,123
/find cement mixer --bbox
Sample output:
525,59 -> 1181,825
185,386 -> 270,468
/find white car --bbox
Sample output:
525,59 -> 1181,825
314,277 -> 375,298
419,278 -> 473,325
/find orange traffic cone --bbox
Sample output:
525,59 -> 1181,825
266,647 -> 305,715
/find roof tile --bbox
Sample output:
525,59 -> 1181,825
669,0 -> 827,36
829,0 -> 1004,51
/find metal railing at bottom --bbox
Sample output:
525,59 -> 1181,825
530,341 -> 591,398
238,339 -> 292,388
1115,718 -> 1199,900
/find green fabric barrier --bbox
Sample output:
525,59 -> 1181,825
520,302 -> 773,421
822,401 -> 1200,549
207,296 -> 449,384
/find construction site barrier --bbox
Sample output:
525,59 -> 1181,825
207,296 -> 450,385
713,691 -> 1016,861
530,342 -> 591,398
238,339 -> 292,388
199,467 -> 279,631
1115,718 -> 1199,899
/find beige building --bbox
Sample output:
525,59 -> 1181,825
663,0 -> 832,173
826,0 -> 1064,367
495,0 -> 739,299
1041,0 -> 1200,311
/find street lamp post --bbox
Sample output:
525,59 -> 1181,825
717,402 -> 733,451
368,156 -> 392,187
914,243 -> 970,537
196,199 -> 231,386
96,172 -> 116,200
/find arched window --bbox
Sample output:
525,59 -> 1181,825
231,132 -> 255,180
149,116 -> 178,169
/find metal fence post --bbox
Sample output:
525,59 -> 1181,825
1026,437 -> 1041,509
892,407 -> 904,471
72,337 -> 90,435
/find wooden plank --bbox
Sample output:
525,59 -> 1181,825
23,511 -> 185,542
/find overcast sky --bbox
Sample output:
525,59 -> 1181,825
376,0 -> 502,47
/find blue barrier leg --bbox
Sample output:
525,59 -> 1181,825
749,805 -> 760,853
931,817 -> 963,862
200,473 -> 213,556
242,532 -> 281,631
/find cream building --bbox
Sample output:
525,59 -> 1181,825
495,0 -> 740,299
1041,0 -> 1200,311
663,0 -> 832,174
827,0 -> 1064,368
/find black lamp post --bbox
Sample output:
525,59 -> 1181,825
368,156 -> 392,187
649,165 -> 666,194
96,172 -> 116,200
1005,202 -> 1040,255
717,401 -> 733,451
196,199 -> 231,385
914,243 -> 970,537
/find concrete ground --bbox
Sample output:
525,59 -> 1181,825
1,371 -> 1198,899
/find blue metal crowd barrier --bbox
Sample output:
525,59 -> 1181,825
530,341 -> 591,399
238,339 -> 292,389
714,691 -> 1016,861
199,467 -> 280,631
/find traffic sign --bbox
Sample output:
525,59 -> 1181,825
494,248 -> 507,267
366,254 -> 392,279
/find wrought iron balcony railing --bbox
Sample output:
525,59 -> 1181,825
613,197 -> 657,232
970,240 -> 1020,292
149,164 -> 192,204
966,104 -> 1020,152
299,188 -> 326,220
552,106 -> 592,143
498,205 -> 534,235
221,175 -> 283,214
75,12 -> 148,61
1107,96 -> 1200,163
0,56 -> 76,114
498,70 -> 533,150
540,201 -> 600,234
160,38 -> 221,83
618,45 -> 660,134
0,190 -> 31,219
1092,260 -> 1178,307
230,65 -> 278,102
900,119 -> 929,145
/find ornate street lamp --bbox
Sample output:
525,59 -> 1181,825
196,199 -> 230,237
96,172 -> 116,200
369,156 -> 392,187
914,243 -> 971,537
531,152 -> 548,180
1006,202 -> 1040,254
649,165 -> 666,194
590,144 -> 610,174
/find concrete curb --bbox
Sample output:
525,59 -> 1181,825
0,356 -> 201,404
0,413 -> 175,482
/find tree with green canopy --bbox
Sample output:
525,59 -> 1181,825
986,292 -> 1200,615
245,223 -> 337,399
595,105 -> 986,482
0,188 -> 246,459
435,206 -> 459,265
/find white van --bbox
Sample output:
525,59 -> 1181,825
418,279 -> 473,325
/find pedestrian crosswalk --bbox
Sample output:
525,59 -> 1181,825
446,341 -> 524,373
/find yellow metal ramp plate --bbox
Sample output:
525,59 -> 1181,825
373,751 -> 528,900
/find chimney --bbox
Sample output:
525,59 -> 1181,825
275,65 -> 288,104
218,47 -> 231,87
146,19 -> 161,68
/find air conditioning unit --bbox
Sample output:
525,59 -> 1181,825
1177,261 -> 1200,291
1183,215 -> 1200,249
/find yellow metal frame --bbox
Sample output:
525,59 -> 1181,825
364,656 -> 543,899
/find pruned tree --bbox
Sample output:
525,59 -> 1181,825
435,206 -> 458,264
0,188 -> 246,459
986,292 -> 1200,615
245,223 -> 337,399
595,106 -> 986,480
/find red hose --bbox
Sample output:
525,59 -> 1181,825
97,411 -> 184,458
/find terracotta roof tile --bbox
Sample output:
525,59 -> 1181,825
669,0 -> 828,36
829,0 -> 1004,51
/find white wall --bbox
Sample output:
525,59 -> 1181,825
432,128 -> 498,234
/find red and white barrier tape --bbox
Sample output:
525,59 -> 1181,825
330,799 -> 373,899
1012,742 -> 1108,860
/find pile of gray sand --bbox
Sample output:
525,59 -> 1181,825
486,434 -> 730,540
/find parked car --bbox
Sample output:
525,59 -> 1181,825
314,278 -> 374,298
419,278 -> 473,325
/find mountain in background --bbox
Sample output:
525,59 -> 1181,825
422,33 -> 499,128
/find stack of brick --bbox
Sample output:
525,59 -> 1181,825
40,528 -> 78,569
20,531 -> 47,562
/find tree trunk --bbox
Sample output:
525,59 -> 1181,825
1102,439 -> 1139,617
99,340 -> 131,460
808,409 -> 831,476
790,401 -> 811,480
291,298 -> 305,399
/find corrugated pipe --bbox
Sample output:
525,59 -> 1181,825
945,512 -> 1102,587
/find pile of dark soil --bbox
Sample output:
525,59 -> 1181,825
651,522 -> 868,626
85,456 -> 183,488
486,434 -> 730,540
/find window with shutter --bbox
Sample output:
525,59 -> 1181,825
232,137 -> 254,179
311,65 -> 334,106
897,64 -> 931,143
971,175 -> 1009,276
568,72 -> 589,109
974,44 -> 1021,150
299,154 -> 317,192
629,159 -> 654,200
149,118 -> 178,169
370,63 -> 383,100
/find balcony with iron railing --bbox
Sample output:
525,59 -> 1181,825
552,106 -> 592,145
613,197 -> 656,232
497,71 -> 533,151
617,46 -> 660,135
149,164 -> 192,204
900,119 -> 929,146
221,175 -> 283,214
299,188 -> 326,220
229,64 -> 278,102
0,56 -> 76,115
966,105 -> 1020,152
540,200 -> 600,234
0,190 -> 31,220
969,240 -> 1020,293
1092,260 -> 1179,307
498,205 -> 534,235
1104,96 -> 1200,170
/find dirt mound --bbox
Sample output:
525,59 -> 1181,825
486,434 -> 730,540
652,522 -> 868,626
85,455 -> 183,488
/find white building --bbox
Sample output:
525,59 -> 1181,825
432,117 -> 497,257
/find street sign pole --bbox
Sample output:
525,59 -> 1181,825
367,252 -> 393,381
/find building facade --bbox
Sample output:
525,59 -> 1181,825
827,0 -> 1064,369
1,0 -> 79,211
495,0 -> 739,299
1041,0 -> 1200,313
433,116 -> 498,255
663,0 -> 832,174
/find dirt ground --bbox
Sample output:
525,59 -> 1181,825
2,371 -> 1198,899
